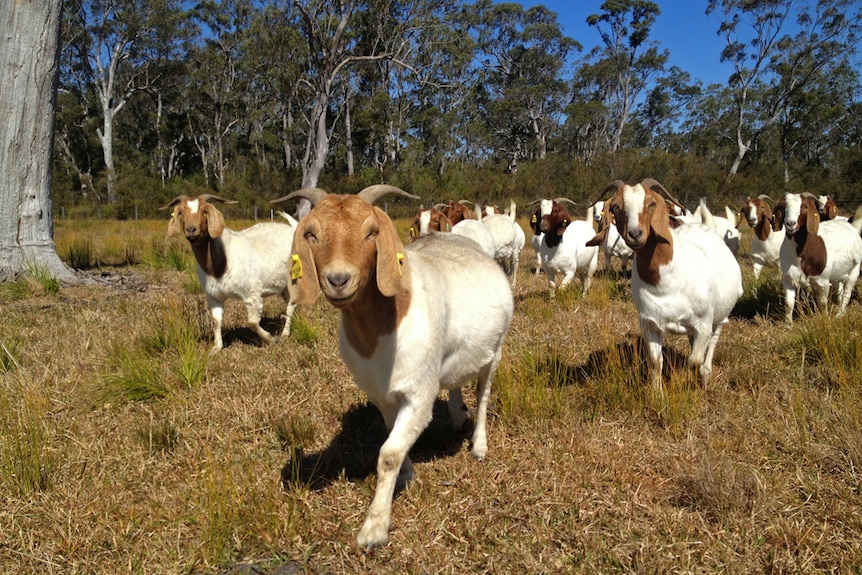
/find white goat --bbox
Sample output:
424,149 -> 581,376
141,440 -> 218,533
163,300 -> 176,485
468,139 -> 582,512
739,196 -> 785,279
478,200 -> 523,286
451,218 -> 497,259
693,199 -> 740,256
772,193 -> 862,323
535,198 -> 599,297
275,185 -> 514,549
588,179 -> 743,393
589,199 -> 633,275
162,195 -> 297,353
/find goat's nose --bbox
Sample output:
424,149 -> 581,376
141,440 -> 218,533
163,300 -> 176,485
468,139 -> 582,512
326,272 -> 351,291
627,228 -> 643,242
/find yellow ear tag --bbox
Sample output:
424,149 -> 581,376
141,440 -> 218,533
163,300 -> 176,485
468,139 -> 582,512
397,252 -> 405,276
290,254 -> 302,280
531,215 -> 537,223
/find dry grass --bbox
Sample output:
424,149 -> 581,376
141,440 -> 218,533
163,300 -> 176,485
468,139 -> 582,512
2,218 -> 862,573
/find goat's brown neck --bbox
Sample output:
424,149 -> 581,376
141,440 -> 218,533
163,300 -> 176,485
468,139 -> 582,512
792,226 -> 827,277
341,282 -> 411,358
634,232 -> 673,287
190,236 -> 228,279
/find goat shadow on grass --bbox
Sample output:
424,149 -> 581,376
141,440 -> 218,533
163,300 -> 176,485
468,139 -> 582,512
566,334 -> 691,387
281,399 -> 471,492
219,316 -> 288,349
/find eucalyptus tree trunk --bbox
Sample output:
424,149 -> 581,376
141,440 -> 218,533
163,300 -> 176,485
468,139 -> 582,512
0,1 -> 76,283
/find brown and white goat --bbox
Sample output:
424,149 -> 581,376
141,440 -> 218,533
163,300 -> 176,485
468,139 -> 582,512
588,179 -> 742,393
409,206 -> 453,239
772,192 -> 862,323
534,198 -> 598,296
162,195 -> 297,353
739,196 -> 784,279
273,185 -> 514,549
439,200 -> 477,225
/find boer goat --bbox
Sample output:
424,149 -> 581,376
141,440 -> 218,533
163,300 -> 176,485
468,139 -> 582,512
273,185 -> 514,549
739,196 -> 784,280
772,193 -> 862,323
534,198 -> 598,297
588,179 -> 742,393
162,195 -> 297,353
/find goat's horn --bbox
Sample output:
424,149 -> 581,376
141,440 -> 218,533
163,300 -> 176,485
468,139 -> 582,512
525,199 -> 544,207
198,194 -> 238,205
158,195 -> 188,211
757,194 -> 774,204
458,199 -> 475,206
589,180 -> 625,207
641,178 -> 684,209
433,203 -> 447,210
270,188 -> 330,206
357,184 -> 420,205
553,197 -> 576,205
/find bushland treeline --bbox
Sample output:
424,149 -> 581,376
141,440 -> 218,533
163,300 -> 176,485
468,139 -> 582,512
53,0 -> 862,220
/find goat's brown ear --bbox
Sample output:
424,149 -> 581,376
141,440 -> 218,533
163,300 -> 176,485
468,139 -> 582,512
166,206 -> 183,239
806,205 -> 820,234
204,203 -> 226,238
373,206 -> 411,297
649,197 -> 673,244
586,223 -> 608,247
288,219 -> 321,307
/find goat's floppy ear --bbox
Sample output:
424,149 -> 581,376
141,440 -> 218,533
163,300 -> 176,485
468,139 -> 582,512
585,222 -> 608,247
806,204 -> 820,234
772,203 -> 785,231
373,206 -> 411,297
649,196 -> 673,244
204,203 -> 226,238
288,218 -> 321,306
166,206 -> 183,239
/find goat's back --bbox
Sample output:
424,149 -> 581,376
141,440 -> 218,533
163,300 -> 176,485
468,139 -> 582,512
403,234 -> 514,389
451,219 -> 496,258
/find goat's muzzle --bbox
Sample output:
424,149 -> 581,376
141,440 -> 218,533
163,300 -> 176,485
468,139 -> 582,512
624,227 -> 645,249
322,269 -> 359,307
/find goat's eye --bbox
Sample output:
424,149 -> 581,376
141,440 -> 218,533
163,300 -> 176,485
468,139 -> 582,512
647,201 -> 656,210
366,229 -> 378,241
304,231 -> 317,244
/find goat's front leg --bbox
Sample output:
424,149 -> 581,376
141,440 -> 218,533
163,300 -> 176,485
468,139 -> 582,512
207,296 -> 225,354
782,280 -> 797,324
357,397 -> 434,550
641,322 -> 664,395
471,352 -> 500,461
280,298 -> 297,337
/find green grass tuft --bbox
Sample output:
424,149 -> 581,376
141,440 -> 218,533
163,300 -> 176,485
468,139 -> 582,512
0,379 -> 52,495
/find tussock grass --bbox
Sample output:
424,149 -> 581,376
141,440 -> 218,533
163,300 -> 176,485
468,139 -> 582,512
4,219 -> 862,573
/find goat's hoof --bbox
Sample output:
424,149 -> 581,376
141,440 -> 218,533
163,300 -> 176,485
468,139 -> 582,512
357,522 -> 390,550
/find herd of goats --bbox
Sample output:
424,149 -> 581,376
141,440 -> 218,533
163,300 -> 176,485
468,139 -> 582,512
160,179 -> 862,549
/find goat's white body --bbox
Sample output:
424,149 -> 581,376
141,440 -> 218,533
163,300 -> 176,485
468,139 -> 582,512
481,213 -> 522,285
540,220 -> 599,295
530,232 -> 544,275
340,233 -> 514,548
198,221 -> 297,351
694,201 -> 740,256
451,219 -> 496,259
779,219 -> 862,323
633,223 -> 742,389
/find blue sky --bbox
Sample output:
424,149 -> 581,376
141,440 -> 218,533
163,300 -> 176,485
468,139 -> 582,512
509,0 -> 735,87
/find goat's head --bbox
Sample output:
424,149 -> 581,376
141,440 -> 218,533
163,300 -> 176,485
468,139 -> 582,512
774,193 -> 820,239
410,207 -> 452,239
816,195 -> 839,220
588,179 -> 674,250
160,195 -> 238,243
441,200 -> 476,225
741,196 -> 773,229
271,185 -> 419,308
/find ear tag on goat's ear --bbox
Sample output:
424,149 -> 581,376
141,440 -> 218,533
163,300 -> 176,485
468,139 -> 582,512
397,252 -> 405,276
290,254 -> 302,280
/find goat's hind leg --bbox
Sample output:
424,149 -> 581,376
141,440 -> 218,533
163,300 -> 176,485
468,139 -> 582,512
280,293 -> 296,337
447,388 -> 469,429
